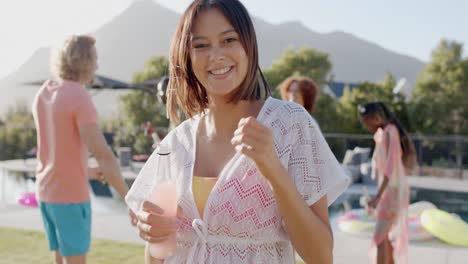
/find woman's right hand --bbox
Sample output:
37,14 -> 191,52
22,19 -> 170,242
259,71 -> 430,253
367,196 -> 380,209
136,201 -> 177,243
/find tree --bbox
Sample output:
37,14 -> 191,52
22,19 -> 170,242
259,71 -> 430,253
410,40 -> 468,135
264,47 -> 332,94
115,56 -> 170,154
337,73 -> 411,133
314,93 -> 343,133
263,47 -> 341,129
132,56 -> 170,84
0,100 -> 36,160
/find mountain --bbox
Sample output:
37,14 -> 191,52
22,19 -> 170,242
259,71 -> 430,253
0,0 -> 425,117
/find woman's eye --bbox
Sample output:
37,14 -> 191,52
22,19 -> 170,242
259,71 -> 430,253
193,43 -> 209,49
224,38 -> 237,43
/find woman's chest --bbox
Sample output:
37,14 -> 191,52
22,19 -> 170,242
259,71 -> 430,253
193,139 -> 236,179
177,157 -> 284,237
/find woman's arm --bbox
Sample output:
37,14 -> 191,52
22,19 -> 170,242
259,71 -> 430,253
268,163 -> 333,264
231,117 -> 333,263
368,176 -> 389,208
369,129 -> 392,208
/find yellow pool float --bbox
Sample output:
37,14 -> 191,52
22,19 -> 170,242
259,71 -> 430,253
421,208 -> 468,247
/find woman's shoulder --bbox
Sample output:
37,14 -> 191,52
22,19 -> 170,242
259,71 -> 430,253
384,123 -> 399,136
263,98 -> 320,143
265,97 -> 312,124
158,116 -> 198,150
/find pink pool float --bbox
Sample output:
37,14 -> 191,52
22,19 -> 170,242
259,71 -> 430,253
18,192 -> 38,207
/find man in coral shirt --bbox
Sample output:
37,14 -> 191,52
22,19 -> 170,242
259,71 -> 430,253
32,35 -> 136,264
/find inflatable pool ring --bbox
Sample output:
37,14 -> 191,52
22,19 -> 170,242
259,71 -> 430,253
408,201 -> 436,217
407,216 -> 433,241
421,208 -> 468,247
18,192 -> 38,207
406,201 -> 437,240
338,208 -> 375,237
338,201 -> 435,241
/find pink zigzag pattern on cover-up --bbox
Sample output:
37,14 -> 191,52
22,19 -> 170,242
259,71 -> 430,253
217,177 -> 275,208
208,244 -> 255,260
177,216 -> 192,231
209,200 -> 279,230
211,225 -> 251,238
205,243 -> 285,260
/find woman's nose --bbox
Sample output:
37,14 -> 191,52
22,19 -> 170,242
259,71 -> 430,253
209,46 -> 226,62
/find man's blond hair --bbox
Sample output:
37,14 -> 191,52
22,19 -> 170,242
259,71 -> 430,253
51,35 -> 96,83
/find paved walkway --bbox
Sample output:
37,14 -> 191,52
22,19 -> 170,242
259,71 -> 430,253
1,199 -> 467,264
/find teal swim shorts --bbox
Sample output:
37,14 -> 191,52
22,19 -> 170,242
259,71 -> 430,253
39,201 -> 91,256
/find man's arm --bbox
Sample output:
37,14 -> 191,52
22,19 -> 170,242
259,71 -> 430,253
79,124 -> 128,199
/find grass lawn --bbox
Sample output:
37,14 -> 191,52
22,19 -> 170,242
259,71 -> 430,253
0,227 -> 305,263
0,227 -> 144,264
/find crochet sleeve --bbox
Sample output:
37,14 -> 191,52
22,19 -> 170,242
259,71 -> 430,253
287,111 -> 350,206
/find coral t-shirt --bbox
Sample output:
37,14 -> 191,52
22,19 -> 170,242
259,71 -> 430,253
32,79 -> 97,203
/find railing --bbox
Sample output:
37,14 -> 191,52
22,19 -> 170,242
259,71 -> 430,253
1,125 -> 467,178
324,133 -> 468,179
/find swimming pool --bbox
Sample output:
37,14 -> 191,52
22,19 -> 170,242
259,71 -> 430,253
330,184 -> 468,222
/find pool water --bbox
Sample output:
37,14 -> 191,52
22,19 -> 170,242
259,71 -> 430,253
330,188 -> 468,222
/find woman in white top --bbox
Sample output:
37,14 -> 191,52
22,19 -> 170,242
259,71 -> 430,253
126,0 -> 349,263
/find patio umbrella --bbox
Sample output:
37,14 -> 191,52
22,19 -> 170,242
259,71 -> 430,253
23,74 -> 157,94
89,75 -> 133,89
133,77 -> 168,105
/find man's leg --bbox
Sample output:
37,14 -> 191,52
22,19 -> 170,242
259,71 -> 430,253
53,251 -> 63,264
64,254 -> 87,264
39,202 -> 62,264
50,202 -> 92,264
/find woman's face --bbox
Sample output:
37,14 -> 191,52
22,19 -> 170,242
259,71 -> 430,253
361,114 -> 384,134
189,8 -> 248,99
286,81 -> 304,106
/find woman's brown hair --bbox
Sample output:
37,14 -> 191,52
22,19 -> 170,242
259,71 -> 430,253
277,76 -> 318,113
167,0 -> 270,122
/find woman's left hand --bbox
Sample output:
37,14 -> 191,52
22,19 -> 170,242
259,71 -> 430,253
231,117 -> 283,182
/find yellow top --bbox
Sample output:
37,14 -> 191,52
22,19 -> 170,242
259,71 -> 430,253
192,176 -> 218,218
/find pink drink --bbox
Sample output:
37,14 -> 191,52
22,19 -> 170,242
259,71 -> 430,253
149,181 -> 177,259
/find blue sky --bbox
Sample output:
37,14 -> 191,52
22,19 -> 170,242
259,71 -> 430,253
0,0 -> 466,79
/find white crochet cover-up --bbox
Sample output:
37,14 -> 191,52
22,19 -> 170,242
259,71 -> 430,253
126,97 -> 350,263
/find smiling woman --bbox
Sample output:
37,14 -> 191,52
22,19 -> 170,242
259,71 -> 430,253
189,10 -> 249,98
166,0 -> 269,124
189,8 -> 249,98
125,1 -> 349,263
